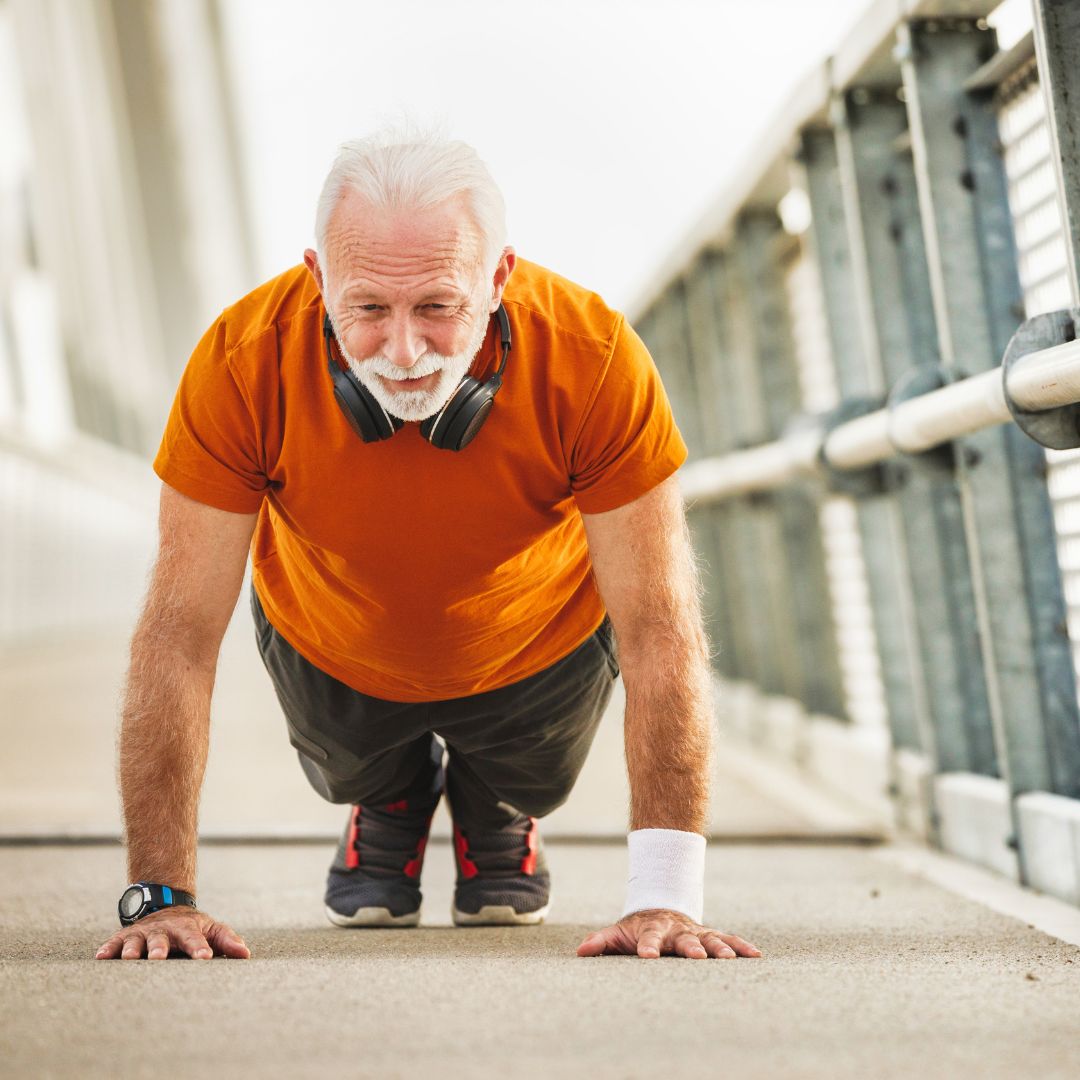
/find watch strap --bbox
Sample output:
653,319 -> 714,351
119,882 -> 197,926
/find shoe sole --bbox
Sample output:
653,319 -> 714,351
325,904 -> 421,928
451,902 -> 551,926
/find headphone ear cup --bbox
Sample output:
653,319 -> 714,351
420,377 -> 495,450
330,366 -> 403,442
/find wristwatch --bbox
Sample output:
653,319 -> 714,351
118,882 -> 197,926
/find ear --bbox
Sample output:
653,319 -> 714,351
489,247 -> 517,311
304,248 -> 326,297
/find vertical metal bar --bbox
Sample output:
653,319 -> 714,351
660,278 -> 739,682
801,124 -> 925,749
697,252 -> 782,696
1032,0 -> 1080,303
684,258 -> 766,686
834,90 -> 997,776
729,212 -> 847,715
681,261 -> 742,681
651,284 -> 706,459
636,297 -> 729,679
899,18 -> 1080,815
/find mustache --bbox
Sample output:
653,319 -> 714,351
362,354 -> 447,380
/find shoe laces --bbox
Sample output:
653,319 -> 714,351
352,801 -> 435,876
459,819 -> 534,876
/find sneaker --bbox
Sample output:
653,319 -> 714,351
451,815 -> 551,926
324,795 -> 440,927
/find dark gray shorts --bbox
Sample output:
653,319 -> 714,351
250,585 -> 619,829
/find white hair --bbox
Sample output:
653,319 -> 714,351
314,127 -> 508,275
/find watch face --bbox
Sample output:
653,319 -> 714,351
119,886 -> 146,919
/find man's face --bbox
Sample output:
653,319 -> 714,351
308,192 -> 501,423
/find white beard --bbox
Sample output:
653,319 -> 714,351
331,308 -> 492,423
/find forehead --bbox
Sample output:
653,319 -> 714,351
323,190 -> 482,298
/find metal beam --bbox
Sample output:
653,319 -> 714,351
679,336 -> 1080,499
899,18 -> 1080,826
836,88 -> 994,776
682,258 -> 746,682
1032,0 -> 1080,303
728,214 -> 847,715
802,123 -> 924,749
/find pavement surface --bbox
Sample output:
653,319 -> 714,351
3,840 -> 1080,1079
7,609 -> 1079,1077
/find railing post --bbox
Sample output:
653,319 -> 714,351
801,123 -> 926,753
831,89 -> 997,784
655,279 -> 740,683
679,261 -> 744,682
899,18 -> 1080,828
1032,0 -> 1080,301
727,212 -> 847,717
639,279 -> 789,698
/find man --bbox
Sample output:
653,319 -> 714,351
95,130 -> 761,963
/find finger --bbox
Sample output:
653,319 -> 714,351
717,933 -> 762,958
701,932 -> 737,959
637,927 -> 664,960
207,924 -> 251,959
120,934 -> 146,960
145,929 -> 171,961
576,930 -> 610,957
577,927 -> 628,956
95,935 -> 125,960
178,930 -> 213,960
673,931 -> 708,960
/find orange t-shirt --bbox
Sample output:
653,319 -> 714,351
153,258 -> 688,701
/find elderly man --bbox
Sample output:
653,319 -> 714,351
96,131 -> 761,963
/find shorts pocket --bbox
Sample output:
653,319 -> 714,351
285,722 -> 331,762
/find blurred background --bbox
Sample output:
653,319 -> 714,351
0,0 -> 878,840
6,0 -> 1076,903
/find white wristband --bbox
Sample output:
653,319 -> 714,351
622,828 -> 706,923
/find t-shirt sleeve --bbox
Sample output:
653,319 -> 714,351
569,315 -> 689,515
152,315 -> 269,514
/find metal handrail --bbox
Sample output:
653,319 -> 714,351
679,338 -> 1080,504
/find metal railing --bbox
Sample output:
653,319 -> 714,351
681,335 -> 1080,502
632,0 -> 1080,908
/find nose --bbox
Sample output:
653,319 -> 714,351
382,312 -> 427,370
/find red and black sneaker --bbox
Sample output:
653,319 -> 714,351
451,814 -> 551,926
324,794 -> 440,927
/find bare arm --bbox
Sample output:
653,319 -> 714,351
98,484 -> 257,960
579,474 -> 713,833
576,475 -> 760,960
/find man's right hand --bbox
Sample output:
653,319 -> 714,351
95,906 -> 251,960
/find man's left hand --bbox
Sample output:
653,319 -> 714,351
576,908 -> 762,960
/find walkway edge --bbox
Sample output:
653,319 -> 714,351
873,840 -> 1080,947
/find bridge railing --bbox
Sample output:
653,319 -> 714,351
631,0 -> 1080,907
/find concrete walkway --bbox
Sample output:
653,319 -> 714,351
5,615 -> 1080,1077
3,838 -> 1080,1079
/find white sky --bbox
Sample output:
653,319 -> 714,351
218,0 -> 908,311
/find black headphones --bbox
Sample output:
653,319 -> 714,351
324,305 -> 512,451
